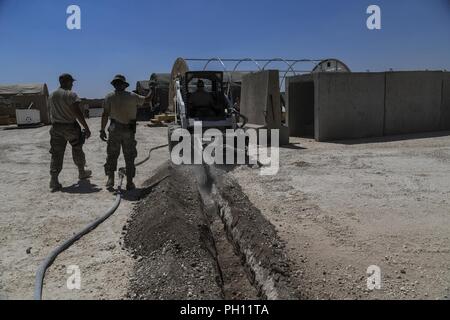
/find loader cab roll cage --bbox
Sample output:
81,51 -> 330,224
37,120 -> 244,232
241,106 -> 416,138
181,71 -> 229,121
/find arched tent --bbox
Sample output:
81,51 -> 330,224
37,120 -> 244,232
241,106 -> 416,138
149,73 -> 170,113
149,73 -> 170,87
0,84 -> 50,124
136,81 -> 150,96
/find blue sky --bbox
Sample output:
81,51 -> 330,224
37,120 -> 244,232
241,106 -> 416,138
0,0 -> 449,98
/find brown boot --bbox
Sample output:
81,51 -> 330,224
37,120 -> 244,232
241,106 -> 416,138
49,175 -> 62,192
78,168 -> 92,180
126,177 -> 135,191
106,173 -> 115,188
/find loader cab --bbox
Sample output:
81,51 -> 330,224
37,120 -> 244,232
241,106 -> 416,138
182,71 -> 229,121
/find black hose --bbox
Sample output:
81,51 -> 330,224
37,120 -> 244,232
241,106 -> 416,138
34,143 -> 168,300
135,144 -> 168,167
34,174 -> 124,300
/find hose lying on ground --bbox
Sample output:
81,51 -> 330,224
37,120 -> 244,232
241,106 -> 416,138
34,143 -> 168,300
135,144 -> 169,167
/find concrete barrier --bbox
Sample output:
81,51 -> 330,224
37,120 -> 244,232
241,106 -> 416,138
314,72 -> 385,141
240,70 -> 282,129
441,73 -> 450,130
384,71 -> 443,135
286,71 -> 450,142
286,75 -> 314,137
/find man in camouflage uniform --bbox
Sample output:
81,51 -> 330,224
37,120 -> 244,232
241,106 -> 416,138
48,73 -> 92,191
100,75 -> 152,190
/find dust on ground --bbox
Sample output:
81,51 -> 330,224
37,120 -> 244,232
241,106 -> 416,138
0,118 -> 168,300
230,132 -> 450,300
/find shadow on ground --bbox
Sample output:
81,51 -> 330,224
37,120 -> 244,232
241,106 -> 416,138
280,143 -> 307,150
61,180 -> 102,194
121,175 -> 170,201
333,131 -> 450,145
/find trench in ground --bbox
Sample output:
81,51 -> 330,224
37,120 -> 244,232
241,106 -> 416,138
125,161 -> 300,299
194,165 -> 259,299
124,163 -> 263,299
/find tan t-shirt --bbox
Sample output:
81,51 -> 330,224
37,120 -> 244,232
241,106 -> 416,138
103,91 -> 146,124
48,88 -> 81,123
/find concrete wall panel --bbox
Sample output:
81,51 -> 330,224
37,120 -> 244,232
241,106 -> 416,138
286,75 -> 314,137
441,72 -> 450,130
385,71 -> 442,135
241,70 -> 282,129
315,72 -> 385,141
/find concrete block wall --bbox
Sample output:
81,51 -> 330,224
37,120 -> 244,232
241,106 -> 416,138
240,70 -> 282,129
286,75 -> 314,137
314,72 -> 385,141
441,73 -> 450,130
287,71 -> 450,142
384,71 -> 443,135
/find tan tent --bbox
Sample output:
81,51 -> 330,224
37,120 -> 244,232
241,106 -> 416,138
136,80 -> 150,96
0,84 -> 50,124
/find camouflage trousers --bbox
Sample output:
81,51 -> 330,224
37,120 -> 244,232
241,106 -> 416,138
104,122 -> 137,178
49,122 -> 86,176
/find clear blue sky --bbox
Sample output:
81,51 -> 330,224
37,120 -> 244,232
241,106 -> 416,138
0,0 -> 449,98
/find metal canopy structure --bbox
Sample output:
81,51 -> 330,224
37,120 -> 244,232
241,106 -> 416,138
312,58 -> 351,73
168,57 -> 350,112
184,57 -> 350,89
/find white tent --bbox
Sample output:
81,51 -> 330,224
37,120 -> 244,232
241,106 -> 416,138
0,84 -> 50,124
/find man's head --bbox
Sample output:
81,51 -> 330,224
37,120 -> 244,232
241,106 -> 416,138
111,74 -> 130,92
196,79 -> 205,91
59,73 -> 76,90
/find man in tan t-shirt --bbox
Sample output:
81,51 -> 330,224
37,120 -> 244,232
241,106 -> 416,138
48,73 -> 92,191
100,74 -> 152,190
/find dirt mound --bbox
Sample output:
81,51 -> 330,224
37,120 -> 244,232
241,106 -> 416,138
124,163 -> 223,299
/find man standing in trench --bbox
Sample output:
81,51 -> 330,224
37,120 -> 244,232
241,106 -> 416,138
100,75 -> 152,190
48,73 -> 92,191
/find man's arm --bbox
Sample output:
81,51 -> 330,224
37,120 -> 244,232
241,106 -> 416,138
101,112 -> 109,132
72,102 -> 91,139
134,91 -> 153,107
99,113 -> 109,141
100,97 -> 110,141
144,89 -> 153,104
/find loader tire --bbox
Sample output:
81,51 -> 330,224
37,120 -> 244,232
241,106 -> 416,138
168,124 -> 182,153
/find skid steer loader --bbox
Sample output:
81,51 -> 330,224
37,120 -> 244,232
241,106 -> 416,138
168,70 -> 246,152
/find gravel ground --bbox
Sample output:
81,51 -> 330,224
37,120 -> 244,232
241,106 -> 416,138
230,132 -> 450,300
0,118 -> 168,300
2,118 -> 450,300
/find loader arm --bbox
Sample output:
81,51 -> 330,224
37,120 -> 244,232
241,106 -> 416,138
175,80 -> 188,129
